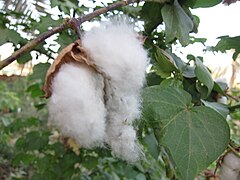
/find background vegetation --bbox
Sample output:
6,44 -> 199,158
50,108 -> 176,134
0,0 -> 240,179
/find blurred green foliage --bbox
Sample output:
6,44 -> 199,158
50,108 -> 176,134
0,0 -> 240,179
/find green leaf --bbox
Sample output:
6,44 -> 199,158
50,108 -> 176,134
17,131 -> 49,151
32,16 -> 62,34
154,47 -> 178,78
211,36 -> 240,60
12,153 -> 36,166
143,86 -> 230,180
135,173 -> 146,180
213,81 -> 227,96
143,132 -> 159,160
141,2 -> 163,34
201,100 -> 229,119
193,0 -> 222,8
0,28 -> 23,46
146,72 -> 163,86
160,78 -> 183,89
195,58 -> 214,97
27,83 -> 45,98
196,81 -> 208,99
170,53 -> 196,78
17,52 -> 32,64
29,63 -> 51,82
82,156 -> 98,169
161,0 -> 194,46
57,30 -> 77,50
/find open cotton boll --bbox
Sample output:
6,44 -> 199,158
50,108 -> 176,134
82,19 -> 148,90
220,152 -> 240,180
106,123 -> 141,163
48,63 -> 106,148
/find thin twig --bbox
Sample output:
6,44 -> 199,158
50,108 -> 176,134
0,0 -> 140,70
226,93 -> 239,102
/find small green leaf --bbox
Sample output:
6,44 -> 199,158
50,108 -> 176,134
154,47 -> 178,78
82,156 -> 98,169
12,153 -> 36,166
211,36 -> 240,60
135,173 -> 146,180
195,58 -> 214,97
0,28 -> 22,45
213,81 -> 227,96
143,132 -> 159,160
27,83 -> 45,98
146,72 -> 163,86
143,86 -> 230,180
161,0 -> 194,46
193,0 -> 222,8
160,78 -> 183,89
24,131 -> 49,151
17,52 -> 32,64
29,63 -> 51,82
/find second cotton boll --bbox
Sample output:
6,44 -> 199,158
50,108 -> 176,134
82,19 -> 149,162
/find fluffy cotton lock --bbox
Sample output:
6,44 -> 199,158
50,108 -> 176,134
48,63 -> 106,148
220,152 -> 240,180
82,19 -> 148,162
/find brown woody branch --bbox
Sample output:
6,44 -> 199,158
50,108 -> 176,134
0,0 -> 141,70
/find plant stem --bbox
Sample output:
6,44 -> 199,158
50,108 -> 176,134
0,0 -> 141,70
228,144 -> 240,158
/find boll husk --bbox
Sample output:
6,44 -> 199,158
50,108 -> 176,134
45,18 -> 148,162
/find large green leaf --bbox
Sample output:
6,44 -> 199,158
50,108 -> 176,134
142,86 -> 230,180
161,0 -> 194,46
195,58 -> 214,97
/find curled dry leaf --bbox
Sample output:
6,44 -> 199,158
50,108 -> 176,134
43,40 -> 97,98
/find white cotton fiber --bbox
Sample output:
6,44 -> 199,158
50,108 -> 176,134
82,19 -> 148,92
220,152 -> 240,180
82,18 -> 148,162
48,63 -> 106,148
105,122 -> 142,163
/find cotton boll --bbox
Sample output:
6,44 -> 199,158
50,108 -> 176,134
48,63 -> 106,148
220,152 -> 240,180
